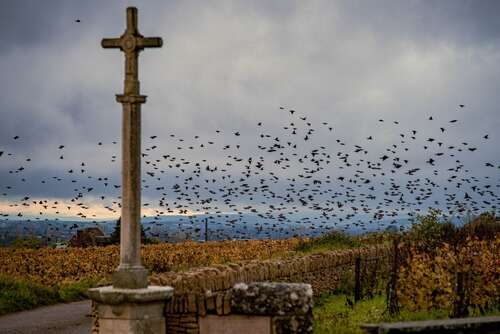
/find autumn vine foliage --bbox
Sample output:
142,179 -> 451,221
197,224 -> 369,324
0,239 -> 300,286
397,211 -> 500,315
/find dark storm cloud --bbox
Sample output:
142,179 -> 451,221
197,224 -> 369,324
0,0 -> 498,217
337,0 -> 500,47
0,0 -> 64,52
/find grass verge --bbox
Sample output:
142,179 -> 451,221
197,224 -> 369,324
295,231 -> 362,253
313,294 -> 500,334
0,275 -> 96,315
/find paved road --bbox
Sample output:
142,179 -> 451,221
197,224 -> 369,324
0,300 -> 92,334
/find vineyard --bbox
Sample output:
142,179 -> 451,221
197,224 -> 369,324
0,238 -> 301,286
398,235 -> 500,315
387,212 -> 500,317
313,213 -> 500,333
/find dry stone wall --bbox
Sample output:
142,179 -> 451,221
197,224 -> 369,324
149,245 -> 390,334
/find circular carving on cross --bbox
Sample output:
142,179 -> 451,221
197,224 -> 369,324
122,35 -> 137,52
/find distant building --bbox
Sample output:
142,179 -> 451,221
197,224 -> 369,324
54,242 -> 68,249
69,227 -> 111,247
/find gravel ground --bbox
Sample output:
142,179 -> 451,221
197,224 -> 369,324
0,300 -> 91,334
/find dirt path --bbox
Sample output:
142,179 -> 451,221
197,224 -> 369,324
0,300 -> 91,334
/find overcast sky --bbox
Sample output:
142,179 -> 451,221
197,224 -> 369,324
0,0 -> 498,221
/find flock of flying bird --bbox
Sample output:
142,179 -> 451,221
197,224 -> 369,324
0,103 -> 498,240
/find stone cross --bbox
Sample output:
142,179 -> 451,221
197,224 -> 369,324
102,7 -> 162,289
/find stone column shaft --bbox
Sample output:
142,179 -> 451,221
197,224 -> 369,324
124,52 -> 140,95
113,94 -> 148,289
120,101 -> 141,269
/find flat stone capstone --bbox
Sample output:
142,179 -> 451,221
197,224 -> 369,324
231,282 -> 313,316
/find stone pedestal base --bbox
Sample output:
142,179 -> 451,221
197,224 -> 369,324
88,285 -> 173,334
113,266 -> 149,289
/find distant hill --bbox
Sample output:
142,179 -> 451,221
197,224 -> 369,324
0,212 -> 416,246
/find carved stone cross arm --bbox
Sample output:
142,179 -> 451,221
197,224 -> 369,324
101,36 -> 162,51
102,7 -> 162,96
101,7 -> 162,51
